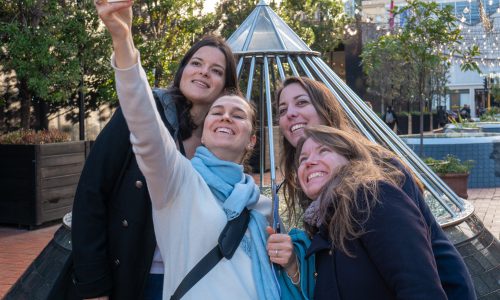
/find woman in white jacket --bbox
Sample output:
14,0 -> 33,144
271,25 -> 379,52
94,1 -> 280,299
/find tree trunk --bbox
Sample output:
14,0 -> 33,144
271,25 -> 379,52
33,97 -> 48,130
19,79 -> 31,129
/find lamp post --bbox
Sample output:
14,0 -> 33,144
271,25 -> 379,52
77,0 -> 85,141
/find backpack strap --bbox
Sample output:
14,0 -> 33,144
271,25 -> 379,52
170,208 -> 251,300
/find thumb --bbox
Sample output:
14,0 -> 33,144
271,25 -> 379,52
266,226 -> 275,235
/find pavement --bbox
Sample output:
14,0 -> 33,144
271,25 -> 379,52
0,188 -> 498,299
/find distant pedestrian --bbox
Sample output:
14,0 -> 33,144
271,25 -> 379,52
460,104 -> 471,120
382,105 -> 397,130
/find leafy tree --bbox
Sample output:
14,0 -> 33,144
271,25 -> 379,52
133,0 -> 216,88
0,0 -> 114,129
278,0 -> 352,56
361,0 -> 479,134
1,0 -> 215,130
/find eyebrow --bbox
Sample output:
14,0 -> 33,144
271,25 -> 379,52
191,56 -> 225,71
211,105 -> 247,114
278,93 -> 309,106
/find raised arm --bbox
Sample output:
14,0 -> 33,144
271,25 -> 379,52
94,1 -> 189,209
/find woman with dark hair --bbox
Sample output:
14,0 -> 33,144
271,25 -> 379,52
85,1 -> 281,299
269,76 -> 475,299
294,125 -> 446,299
71,5 -> 239,300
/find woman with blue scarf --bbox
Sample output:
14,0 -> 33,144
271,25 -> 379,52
94,1 -> 284,299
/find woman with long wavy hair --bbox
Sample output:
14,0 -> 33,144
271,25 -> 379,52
294,125 -> 446,299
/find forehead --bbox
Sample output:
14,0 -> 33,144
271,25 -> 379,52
279,83 -> 308,104
191,46 -> 226,66
211,96 -> 251,112
300,138 -> 321,153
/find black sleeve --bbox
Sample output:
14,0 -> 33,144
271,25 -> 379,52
359,183 -> 447,300
399,166 -> 476,300
71,107 -> 131,298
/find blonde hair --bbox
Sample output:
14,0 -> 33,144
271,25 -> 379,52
296,126 -> 404,255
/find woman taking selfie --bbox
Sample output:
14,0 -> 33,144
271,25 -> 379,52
90,1 -> 282,299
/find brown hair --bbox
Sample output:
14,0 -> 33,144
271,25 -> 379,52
276,77 -> 356,224
276,76 -> 417,225
170,35 -> 239,141
296,126 -> 404,255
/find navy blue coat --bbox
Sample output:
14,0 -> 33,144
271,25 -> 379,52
307,183 -> 447,300
397,162 -> 476,300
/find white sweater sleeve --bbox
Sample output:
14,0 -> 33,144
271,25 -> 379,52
112,53 -> 189,210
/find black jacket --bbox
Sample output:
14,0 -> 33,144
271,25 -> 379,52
307,183 -> 447,300
396,161 -> 476,300
72,93 -> 177,299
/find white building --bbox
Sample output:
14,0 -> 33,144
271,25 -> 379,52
361,0 -> 500,117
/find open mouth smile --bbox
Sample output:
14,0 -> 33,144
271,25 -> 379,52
215,127 -> 234,135
307,171 -> 326,182
192,80 -> 209,88
290,123 -> 306,133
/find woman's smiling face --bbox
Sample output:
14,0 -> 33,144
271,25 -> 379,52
297,138 -> 348,199
278,83 -> 324,147
202,95 -> 256,163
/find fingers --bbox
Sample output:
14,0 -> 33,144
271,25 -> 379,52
266,226 -> 275,235
267,232 -> 295,268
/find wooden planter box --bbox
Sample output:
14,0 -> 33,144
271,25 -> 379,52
438,173 -> 469,199
0,142 -> 86,226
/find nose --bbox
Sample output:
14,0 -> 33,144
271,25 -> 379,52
303,155 -> 318,168
220,111 -> 232,122
199,66 -> 209,77
286,106 -> 298,119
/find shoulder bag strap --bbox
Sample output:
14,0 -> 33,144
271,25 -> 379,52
170,208 -> 250,300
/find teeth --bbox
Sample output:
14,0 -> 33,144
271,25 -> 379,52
291,123 -> 305,132
193,80 -> 208,88
308,172 -> 325,181
216,127 -> 234,134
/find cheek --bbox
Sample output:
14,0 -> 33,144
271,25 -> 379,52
297,167 -> 306,187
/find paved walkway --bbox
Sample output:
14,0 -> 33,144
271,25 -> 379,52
468,188 -> 500,239
0,188 -> 498,298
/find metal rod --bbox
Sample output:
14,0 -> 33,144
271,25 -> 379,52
275,56 -> 286,81
264,55 -> 281,231
286,55 -> 300,77
246,56 -> 256,101
296,56 -> 315,79
236,56 -> 244,79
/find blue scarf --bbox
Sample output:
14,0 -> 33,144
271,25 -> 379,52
191,146 -> 280,299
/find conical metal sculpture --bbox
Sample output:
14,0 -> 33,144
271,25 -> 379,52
228,0 -> 469,225
227,2 -> 499,298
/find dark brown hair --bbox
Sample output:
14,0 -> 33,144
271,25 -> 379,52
170,35 -> 238,140
296,126 -> 404,255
